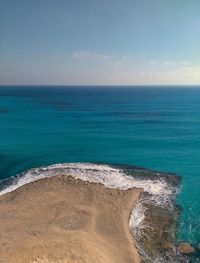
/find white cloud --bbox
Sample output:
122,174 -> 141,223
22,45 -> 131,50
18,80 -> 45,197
72,50 -> 129,67
163,61 -> 191,67
163,61 -> 176,66
72,50 -> 91,60
179,61 -> 191,67
148,60 -> 192,68
70,53 -> 200,84
73,50 -> 111,61
148,60 -> 159,66
94,53 -> 110,61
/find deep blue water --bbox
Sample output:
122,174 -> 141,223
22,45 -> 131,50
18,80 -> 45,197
0,86 -> 200,245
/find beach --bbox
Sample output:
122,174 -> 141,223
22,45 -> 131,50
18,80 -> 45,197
0,174 -> 142,263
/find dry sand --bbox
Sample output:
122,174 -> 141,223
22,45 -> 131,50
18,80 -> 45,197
0,175 -> 142,263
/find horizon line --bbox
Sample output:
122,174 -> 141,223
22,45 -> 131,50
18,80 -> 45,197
1,84 -> 200,88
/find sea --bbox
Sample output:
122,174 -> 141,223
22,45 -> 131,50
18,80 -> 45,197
0,86 -> 200,262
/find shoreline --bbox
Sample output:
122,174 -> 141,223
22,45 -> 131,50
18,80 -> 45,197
0,174 -> 142,263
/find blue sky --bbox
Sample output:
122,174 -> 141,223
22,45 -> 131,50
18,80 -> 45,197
1,0 -> 200,85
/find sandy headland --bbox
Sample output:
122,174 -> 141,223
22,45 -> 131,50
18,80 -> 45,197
0,174 -> 142,263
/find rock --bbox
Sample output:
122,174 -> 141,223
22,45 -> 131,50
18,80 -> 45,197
162,242 -> 174,250
178,243 -> 195,254
136,200 -> 176,259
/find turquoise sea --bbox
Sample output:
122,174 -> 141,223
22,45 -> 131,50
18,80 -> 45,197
0,86 -> 200,257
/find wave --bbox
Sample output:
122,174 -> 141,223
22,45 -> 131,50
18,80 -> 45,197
0,162 -> 185,262
0,162 -> 178,196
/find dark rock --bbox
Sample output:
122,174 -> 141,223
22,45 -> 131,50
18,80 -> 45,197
162,241 -> 174,250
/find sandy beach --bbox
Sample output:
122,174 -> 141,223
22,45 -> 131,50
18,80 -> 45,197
0,174 -> 142,263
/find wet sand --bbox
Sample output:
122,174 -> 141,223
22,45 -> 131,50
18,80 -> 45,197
0,175 -> 142,263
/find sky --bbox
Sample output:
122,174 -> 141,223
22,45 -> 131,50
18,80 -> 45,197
0,0 -> 200,85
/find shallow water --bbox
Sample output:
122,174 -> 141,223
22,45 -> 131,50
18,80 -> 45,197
0,86 -> 200,252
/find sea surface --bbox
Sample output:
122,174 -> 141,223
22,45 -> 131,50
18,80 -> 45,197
0,86 -> 200,260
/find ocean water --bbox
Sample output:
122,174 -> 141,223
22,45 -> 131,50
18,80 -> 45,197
0,86 -> 200,256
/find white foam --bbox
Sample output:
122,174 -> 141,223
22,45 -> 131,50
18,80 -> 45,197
0,162 -> 175,199
129,202 -> 146,228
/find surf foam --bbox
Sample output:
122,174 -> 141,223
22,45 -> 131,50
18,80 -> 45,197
0,162 -> 176,197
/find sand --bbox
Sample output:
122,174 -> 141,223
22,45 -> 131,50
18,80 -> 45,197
0,175 -> 142,263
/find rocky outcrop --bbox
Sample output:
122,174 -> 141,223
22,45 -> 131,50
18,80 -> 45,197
178,243 -> 195,254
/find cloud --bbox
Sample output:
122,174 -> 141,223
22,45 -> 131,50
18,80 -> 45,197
73,53 -> 194,71
72,50 -> 128,67
94,53 -> 110,61
72,50 -> 111,61
158,62 -> 200,79
148,60 -> 191,68
163,61 -> 176,66
163,61 -> 191,67
72,50 -> 91,60
148,60 -> 159,66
